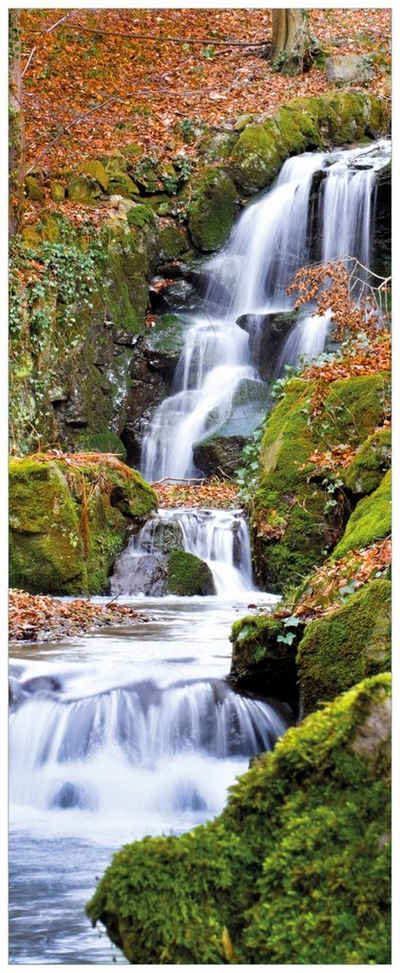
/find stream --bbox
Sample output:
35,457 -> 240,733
9,513 -> 284,964
9,138 -> 391,964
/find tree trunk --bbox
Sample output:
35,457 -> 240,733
9,10 -> 25,237
271,9 -> 312,75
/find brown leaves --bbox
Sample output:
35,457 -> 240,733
9,589 -> 144,642
154,478 -> 239,509
301,331 -> 391,417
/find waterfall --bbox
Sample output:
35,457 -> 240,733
110,507 -> 253,597
142,139 -> 390,482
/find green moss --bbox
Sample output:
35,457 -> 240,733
187,166 -> 238,251
67,174 -> 101,204
25,175 -> 44,202
297,579 -> 391,716
253,372 -> 391,591
166,549 -> 215,595
81,159 -> 109,191
230,92 -> 389,194
158,220 -> 189,261
9,457 -> 157,595
87,673 -> 391,965
333,470 -> 391,559
230,613 -> 300,703
50,181 -> 66,203
344,426 -> 391,496
78,429 -> 127,461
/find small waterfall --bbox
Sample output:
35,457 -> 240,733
9,677 -> 288,829
142,140 -> 390,481
110,507 -> 253,597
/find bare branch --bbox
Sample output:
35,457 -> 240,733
21,12 -> 75,79
24,22 -> 265,47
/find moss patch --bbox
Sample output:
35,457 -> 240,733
9,456 -> 157,595
297,579 -> 391,716
333,470 -> 391,559
187,166 -> 238,251
166,549 -> 215,596
87,673 -> 391,965
253,372 -> 390,592
344,426 -> 391,496
230,613 -> 301,705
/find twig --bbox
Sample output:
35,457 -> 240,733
21,12 -> 75,79
25,22 -> 266,47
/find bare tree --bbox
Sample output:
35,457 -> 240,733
9,10 -> 25,237
271,9 -> 313,75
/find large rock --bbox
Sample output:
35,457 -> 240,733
87,673 -> 391,964
297,579 -> 391,717
193,434 -> 245,478
9,456 -> 157,595
166,550 -> 215,596
344,426 -> 391,497
236,310 -> 298,380
229,613 -> 301,707
326,54 -> 375,84
142,314 -> 187,379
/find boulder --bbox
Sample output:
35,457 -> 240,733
142,314 -> 187,379
236,310 -> 298,380
333,470 -> 391,560
9,456 -> 157,595
193,434 -> 246,478
325,54 -> 375,84
344,426 -> 391,497
87,673 -> 391,964
229,613 -> 301,707
166,550 -> 215,596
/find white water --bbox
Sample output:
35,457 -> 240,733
110,506 -> 253,597
142,140 -> 390,481
9,586 -> 283,963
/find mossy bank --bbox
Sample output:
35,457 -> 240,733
9,454 -> 157,595
87,673 -> 391,964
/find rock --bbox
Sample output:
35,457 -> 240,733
187,166 -> 238,252
230,92 -> 389,194
112,552 -> 167,597
67,174 -> 101,203
326,54 -> 375,84
333,470 -> 391,560
229,614 -> 301,707
197,130 -> 238,163
157,220 -> 190,263
193,434 -> 246,478
236,310 -> 298,380
143,314 -> 186,378
87,673 -> 391,965
297,579 -> 391,717
149,278 -> 197,313
9,456 -> 157,596
25,175 -> 44,201
81,159 -> 110,191
166,550 -> 215,596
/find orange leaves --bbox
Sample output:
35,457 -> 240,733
287,261 -> 382,344
300,331 -> 391,417
154,478 -> 239,510
9,589 -> 143,642
302,443 -> 357,474
290,536 -> 392,620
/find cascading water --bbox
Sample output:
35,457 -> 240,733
142,139 -> 390,482
110,507 -> 253,597
9,139 -> 390,965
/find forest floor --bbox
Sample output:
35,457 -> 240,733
20,7 -> 391,228
9,589 -> 146,642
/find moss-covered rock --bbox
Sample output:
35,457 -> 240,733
229,613 -> 301,705
143,313 -> 186,377
253,372 -> 390,591
81,159 -> 110,192
25,175 -> 44,202
157,220 -> 189,262
333,470 -> 391,559
9,456 -> 157,595
87,673 -> 391,965
344,426 -> 391,496
297,579 -> 391,717
193,434 -> 246,478
230,91 -> 389,194
67,174 -> 102,204
166,549 -> 215,596
187,166 -> 238,251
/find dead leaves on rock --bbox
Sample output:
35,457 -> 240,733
9,589 -> 144,642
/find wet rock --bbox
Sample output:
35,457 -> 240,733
22,675 -> 62,694
167,550 -> 215,596
236,310 -> 298,380
193,435 -> 246,478
142,314 -> 187,379
112,553 -> 167,597
149,278 -> 198,313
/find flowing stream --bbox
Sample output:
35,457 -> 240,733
9,138 -> 390,965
